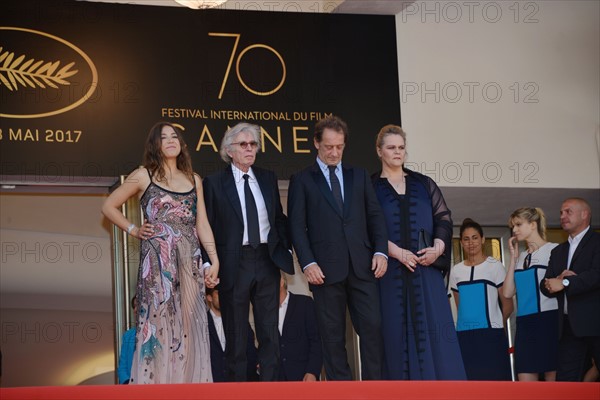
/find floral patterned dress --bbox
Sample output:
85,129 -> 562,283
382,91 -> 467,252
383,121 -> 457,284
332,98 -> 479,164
129,179 -> 212,384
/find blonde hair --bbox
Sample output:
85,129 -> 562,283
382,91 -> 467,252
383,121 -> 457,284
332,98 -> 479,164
508,207 -> 547,240
375,124 -> 406,151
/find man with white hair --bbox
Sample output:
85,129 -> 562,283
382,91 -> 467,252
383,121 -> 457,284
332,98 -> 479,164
203,122 -> 294,381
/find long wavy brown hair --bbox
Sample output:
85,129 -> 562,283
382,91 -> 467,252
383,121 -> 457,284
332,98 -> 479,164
142,122 -> 194,184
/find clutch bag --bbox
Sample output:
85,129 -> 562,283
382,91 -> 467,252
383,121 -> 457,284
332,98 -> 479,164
418,229 -> 433,250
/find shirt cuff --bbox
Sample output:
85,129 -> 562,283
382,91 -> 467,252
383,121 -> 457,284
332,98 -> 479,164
374,252 -> 388,259
302,262 -> 317,271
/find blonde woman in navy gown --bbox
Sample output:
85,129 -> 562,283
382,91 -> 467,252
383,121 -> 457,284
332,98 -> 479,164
502,207 -> 558,381
372,125 -> 465,380
102,122 -> 220,383
450,218 -> 513,380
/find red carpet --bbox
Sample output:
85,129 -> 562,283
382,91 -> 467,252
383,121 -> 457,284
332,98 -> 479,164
1,381 -> 599,400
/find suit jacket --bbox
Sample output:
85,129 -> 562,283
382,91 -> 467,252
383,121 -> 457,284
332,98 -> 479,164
279,293 -> 323,381
541,229 -> 600,337
203,165 -> 294,290
207,311 -> 259,382
288,162 -> 388,287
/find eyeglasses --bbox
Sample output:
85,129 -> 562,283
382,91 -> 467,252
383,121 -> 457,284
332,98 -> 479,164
523,253 -> 532,269
232,141 -> 258,150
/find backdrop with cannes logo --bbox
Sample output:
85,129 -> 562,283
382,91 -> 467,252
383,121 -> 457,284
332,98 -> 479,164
0,0 -> 401,180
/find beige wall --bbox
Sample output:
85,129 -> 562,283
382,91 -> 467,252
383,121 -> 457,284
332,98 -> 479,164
0,194 -> 115,387
0,308 -> 114,387
396,0 -> 600,189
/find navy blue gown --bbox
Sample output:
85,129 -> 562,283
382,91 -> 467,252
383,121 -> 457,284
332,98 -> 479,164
372,170 -> 466,380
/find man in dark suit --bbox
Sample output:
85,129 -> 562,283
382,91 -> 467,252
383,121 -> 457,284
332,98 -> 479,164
278,274 -> 322,381
542,197 -> 600,381
203,122 -> 294,381
206,287 -> 258,382
287,115 -> 388,380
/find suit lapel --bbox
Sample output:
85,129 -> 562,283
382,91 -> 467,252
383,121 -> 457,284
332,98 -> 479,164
222,166 -> 244,224
570,229 -> 593,269
311,163 -> 343,217
342,165 -> 354,218
555,244 -> 569,278
558,243 -> 569,265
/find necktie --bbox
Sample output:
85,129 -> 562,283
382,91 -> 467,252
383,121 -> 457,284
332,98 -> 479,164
243,174 -> 260,248
328,165 -> 343,212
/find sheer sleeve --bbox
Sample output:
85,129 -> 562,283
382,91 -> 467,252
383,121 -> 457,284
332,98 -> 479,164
407,169 -> 453,273
426,176 -> 453,246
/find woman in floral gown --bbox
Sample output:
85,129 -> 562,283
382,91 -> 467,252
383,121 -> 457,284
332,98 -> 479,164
102,121 -> 219,383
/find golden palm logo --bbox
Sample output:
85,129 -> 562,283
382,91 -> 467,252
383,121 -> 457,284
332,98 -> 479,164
0,27 -> 98,119
0,47 -> 78,91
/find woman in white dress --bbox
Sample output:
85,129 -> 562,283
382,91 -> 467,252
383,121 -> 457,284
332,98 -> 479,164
450,218 -> 513,380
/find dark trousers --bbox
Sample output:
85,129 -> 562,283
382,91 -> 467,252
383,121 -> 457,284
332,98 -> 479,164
557,315 -> 600,381
312,264 -> 383,380
220,245 -> 281,382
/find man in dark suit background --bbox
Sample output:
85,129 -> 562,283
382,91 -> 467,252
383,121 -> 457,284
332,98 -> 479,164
542,197 -> 600,381
206,287 -> 258,382
278,274 -> 322,381
287,115 -> 388,380
203,122 -> 294,381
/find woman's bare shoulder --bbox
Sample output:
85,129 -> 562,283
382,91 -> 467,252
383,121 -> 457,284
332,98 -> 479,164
193,172 -> 203,184
125,166 -> 151,188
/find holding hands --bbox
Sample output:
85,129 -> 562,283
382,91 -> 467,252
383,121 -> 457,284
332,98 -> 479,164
204,263 -> 220,288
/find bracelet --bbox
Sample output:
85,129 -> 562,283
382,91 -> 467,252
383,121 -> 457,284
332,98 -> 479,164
126,223 -> 136,235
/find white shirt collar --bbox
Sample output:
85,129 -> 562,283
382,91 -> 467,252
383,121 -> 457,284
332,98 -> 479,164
231,163 -> 255,183
569,226 -> 589,244
316,156 -> 341,173
278,291 -> 290,336
209,308 -> 221,320
280,291 -> 290,309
